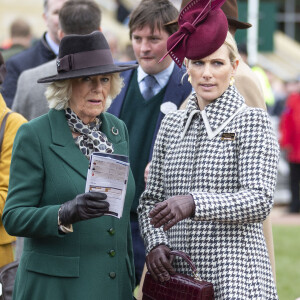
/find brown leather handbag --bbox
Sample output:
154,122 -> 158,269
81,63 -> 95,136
142,250 -> 214,300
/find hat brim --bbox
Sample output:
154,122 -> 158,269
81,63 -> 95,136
227,17 -> 252,29
37,63 -> 138,83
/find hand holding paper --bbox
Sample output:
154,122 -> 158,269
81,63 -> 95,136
85,153 -> 129,218
59,192 -> 109,225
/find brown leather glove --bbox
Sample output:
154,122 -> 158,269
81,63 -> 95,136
59,192 -> 109,225
149,195 -> 195,231
146,245 -> 175,282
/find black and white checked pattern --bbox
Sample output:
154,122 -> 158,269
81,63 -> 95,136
138,86 -> 279,299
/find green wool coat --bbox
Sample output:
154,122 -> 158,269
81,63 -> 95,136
2,109 -> 135,300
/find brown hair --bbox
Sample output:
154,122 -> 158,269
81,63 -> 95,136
129,0 -> 178,39
10,18 -> 31,38
59,0 -> 101,35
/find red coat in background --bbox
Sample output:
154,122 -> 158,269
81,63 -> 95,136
279,92 -> 300,163
279,92 -> 300,213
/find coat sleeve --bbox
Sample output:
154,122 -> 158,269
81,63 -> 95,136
0,111 -> 27,244
2,122 -> 63,238
11,71 -> 31,119
137,115 -> 172,254
0,112 -> 27,217
235,61 -> 266,110
1,59 -> 20,108
191,109 -> 280,224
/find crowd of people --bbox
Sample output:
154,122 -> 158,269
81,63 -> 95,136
0,0 -> 299,299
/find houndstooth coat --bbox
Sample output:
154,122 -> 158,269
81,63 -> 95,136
138,85 -> 279,299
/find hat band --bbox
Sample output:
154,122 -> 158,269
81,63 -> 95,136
56,49 -> 114,73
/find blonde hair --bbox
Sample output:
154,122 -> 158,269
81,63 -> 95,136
45,73 -> 124,111
224,31 -> 239,65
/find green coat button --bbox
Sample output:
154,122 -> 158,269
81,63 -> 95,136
108,250 -> 116,257
109,272 -> 116,279
107,228 -> 115,235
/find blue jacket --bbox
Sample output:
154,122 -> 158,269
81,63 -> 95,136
108,62 -> 192,159
2,33 -> 56,108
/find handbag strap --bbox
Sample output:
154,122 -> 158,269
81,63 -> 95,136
170,250 -> 197,273
0,111 -> 11,154
170,250 -> 202,280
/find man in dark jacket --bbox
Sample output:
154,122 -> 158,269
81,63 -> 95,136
1,0 -> 67,108
12,0 -> 102,121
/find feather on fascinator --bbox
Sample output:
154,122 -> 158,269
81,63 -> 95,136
160,0 -> 228,67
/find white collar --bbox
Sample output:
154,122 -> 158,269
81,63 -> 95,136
181,86 -> 247,140
137,61 -> 175,89
45,32 -> 59,56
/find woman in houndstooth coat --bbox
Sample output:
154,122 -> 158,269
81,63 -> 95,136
138,1 -> 279,298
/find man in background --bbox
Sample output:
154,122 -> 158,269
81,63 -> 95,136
12,0 -> 102,121
108,0 -> 192,287
2,18 -> 33,61
1,0 -> 67,108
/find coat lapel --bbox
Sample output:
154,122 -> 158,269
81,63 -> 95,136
182,86 -> 246,140
204,86 -> 245,133
99,112 -> 125,154
48,109 -> 89,179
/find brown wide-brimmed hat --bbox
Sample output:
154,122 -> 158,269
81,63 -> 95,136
38,31 -> 138,83
166,0 -> 251,29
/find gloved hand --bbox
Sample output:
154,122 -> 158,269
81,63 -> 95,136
149,195 -> 195,231
59,192 -> 109,225
146,245 -> 175,282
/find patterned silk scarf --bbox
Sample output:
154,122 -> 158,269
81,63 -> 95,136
65,107 -> 114,159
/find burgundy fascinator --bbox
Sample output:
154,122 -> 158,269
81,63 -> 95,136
160,0 -> 228,67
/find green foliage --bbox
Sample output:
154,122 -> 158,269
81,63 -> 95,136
273,225 -> 300,299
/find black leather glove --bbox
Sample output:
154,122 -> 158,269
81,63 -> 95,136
149,195 -> 195,231
59,192 -> 109,225
146,245 -> 175,282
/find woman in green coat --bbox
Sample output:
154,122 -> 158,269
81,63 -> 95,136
2,31 -> 138,300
